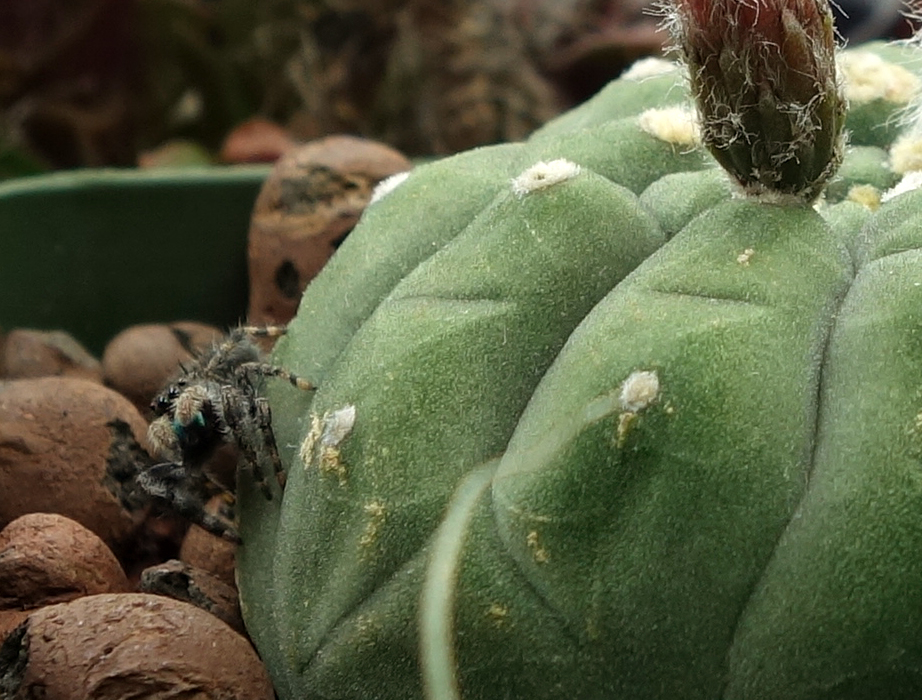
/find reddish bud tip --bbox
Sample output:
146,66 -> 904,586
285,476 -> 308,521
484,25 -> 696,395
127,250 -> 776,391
667,0 -> 846,202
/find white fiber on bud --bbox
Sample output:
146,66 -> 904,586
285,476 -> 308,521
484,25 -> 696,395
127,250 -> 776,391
370,171 -> 411,205
511,159 -> 582,197
619,370 -> 660,412
638,106 -> 700,147
621,57 -> 680,82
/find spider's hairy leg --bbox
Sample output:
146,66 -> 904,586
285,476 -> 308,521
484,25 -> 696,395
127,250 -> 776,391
255,397 -> 286,489
220,385 -> 275,500
137,462 -> 241,543
239,324 -> 289,339
237,361 -> 315,391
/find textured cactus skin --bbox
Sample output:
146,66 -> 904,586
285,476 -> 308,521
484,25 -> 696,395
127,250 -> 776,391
237,43 -> 922,700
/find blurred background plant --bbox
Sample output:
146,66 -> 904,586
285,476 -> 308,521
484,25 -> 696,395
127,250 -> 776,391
0,0 -> 913,178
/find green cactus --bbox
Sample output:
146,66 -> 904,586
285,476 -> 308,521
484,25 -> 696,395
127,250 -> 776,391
235,15 -> 922,699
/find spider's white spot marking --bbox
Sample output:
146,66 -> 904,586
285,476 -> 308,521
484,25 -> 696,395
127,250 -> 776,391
370,171 -> 411,205
511,159 -> 581,197
638,107 -> 700,147
838,52 -> 920,105
621,57 -> 680,82
619,370 -> 660,412
883,170 -> 922,202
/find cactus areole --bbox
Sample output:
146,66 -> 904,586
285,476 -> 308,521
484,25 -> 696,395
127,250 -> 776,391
236,5 -> 922,698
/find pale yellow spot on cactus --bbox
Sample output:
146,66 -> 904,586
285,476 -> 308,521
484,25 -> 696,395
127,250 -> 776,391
838,52 -> 920,105
299,414 -> 323,470
360,500 -> 387,549
511,159 -> 581,197
319,446 -> 347,485
908,411 -> 922,435
353,614 -> 385,646
638,107 -> 700,147
847,184 -> 881,211
737,248 -> 755,266
616,411 -> 639,448
526,531 -> 549,564
486,603 -> 509,626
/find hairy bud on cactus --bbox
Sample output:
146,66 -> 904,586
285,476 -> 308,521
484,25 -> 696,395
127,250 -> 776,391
667,0 -> 846,202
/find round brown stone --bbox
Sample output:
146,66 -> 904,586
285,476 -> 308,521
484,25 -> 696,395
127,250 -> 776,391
0,377 -> 148,550
0,513 -> 129,611
6,593 -> 274,699
101,321 -> 221,415
247,135 -> 412,325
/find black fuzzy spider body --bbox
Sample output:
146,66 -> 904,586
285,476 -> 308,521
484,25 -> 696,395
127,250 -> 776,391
139,325 -> 314,542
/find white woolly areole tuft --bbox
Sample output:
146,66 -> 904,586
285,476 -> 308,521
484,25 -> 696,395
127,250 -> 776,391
322,405 -> 356,446
619,370 -> 660,412
883,171 -> 922,202
370,171 -> 411,205
299,404 -> 357,468
638,106 -> 700,147
511,159 -> 581,197
621,57 -> 680,82
890,135 -> 922,175
838,52 -> 920,105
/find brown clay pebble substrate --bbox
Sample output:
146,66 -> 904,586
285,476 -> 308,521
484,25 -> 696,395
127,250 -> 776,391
140,559 -> 244,635
0,377 -> 147,549
179,495 -> 238,587
4,593 -> 274,698
101,321 -> 222,415
0,329 -> 102,382
0,512 -> 129,611
247,135 -> 412,325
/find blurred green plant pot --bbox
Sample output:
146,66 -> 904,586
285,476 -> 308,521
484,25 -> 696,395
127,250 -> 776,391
0,166 -> 271,355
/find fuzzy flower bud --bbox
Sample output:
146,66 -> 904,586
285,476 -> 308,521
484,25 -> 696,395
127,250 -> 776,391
667,0 -> 846,203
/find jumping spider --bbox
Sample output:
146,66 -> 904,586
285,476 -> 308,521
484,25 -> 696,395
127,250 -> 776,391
139,325 -> 314,543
